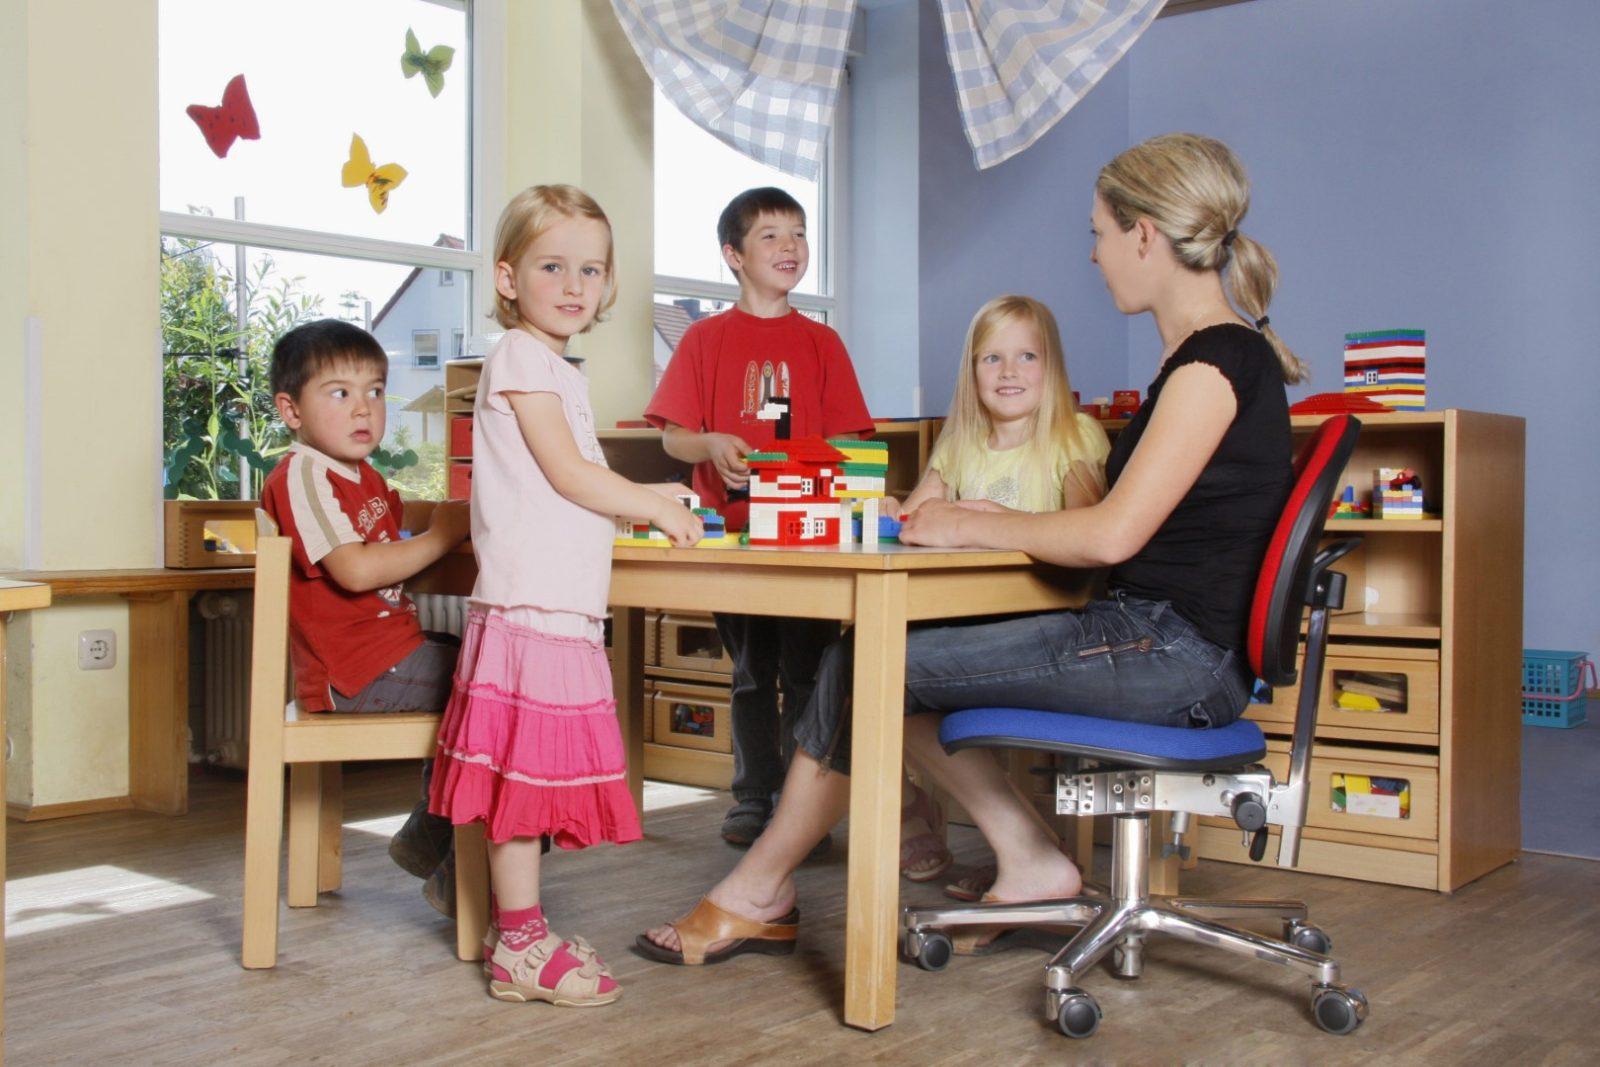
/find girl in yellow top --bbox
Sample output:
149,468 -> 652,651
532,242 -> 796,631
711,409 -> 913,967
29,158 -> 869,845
894,294 -> 1110,886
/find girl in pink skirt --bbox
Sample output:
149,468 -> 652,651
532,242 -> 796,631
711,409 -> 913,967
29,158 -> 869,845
430,185 -> 703,1007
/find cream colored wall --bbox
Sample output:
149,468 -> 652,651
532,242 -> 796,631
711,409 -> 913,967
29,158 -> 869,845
502,0 -> 655,428
2,0 -> 159,806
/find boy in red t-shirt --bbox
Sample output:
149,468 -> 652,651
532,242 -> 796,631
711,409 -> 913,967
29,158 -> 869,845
261,319 -> 471,911
645,188 -> 874,850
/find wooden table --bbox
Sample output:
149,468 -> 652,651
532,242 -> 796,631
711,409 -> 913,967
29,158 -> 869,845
414,541 -> 1089,1032
1,578 -> 52,1057
0,569 -> 253,817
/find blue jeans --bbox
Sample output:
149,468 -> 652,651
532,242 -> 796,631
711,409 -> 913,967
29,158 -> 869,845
792,593 -> 1253,775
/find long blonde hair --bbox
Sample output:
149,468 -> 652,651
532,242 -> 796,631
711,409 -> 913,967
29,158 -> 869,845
1096,133 -> 1308,384
934,295 -> 1106,507
490,184 -> 617,331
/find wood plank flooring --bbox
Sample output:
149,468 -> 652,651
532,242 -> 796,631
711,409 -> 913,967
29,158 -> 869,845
7,764 -> 1600,1065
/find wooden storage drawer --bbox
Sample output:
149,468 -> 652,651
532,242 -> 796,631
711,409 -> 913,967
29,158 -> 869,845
1259,740 -> 1438,841
650,681 -> 732,754
1248,644 -> 1439,738
658,613 -> 732,674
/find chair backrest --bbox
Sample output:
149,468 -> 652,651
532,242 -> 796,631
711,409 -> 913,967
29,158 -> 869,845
1246,416 -> 1361,686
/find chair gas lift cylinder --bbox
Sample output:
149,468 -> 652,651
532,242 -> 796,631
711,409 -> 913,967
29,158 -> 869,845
902,415 -> 1370,1040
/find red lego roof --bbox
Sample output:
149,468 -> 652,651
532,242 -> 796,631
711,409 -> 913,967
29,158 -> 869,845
746,435 -> 846,468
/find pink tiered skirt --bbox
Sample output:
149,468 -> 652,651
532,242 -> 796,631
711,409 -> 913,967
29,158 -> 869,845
429,609 -> 641,848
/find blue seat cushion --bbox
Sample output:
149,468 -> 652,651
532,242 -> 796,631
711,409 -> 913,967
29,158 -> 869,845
940,707 -> 1267,771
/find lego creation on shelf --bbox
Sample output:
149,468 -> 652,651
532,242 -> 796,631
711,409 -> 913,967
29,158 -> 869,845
1373,467 -> 1425,519
1328,484 -> 1371,519
1109,389 -> 1141,419
1344,329 -> 1426,410
1289,392 -> 1390,416
615,489 -> 739,548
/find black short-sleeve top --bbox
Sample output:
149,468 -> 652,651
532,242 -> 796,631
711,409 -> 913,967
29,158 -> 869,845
1104,324 -> 1293,653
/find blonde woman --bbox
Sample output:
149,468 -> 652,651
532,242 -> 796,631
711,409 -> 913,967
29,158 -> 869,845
640,133 -> 1304,964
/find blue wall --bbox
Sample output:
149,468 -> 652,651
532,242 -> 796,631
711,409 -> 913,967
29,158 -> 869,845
909,0 -> 1598,651
917,6 -> 1132,413
845,0 -> 923,417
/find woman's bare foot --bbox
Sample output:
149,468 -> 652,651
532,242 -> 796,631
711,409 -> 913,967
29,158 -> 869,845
987,840 -> 1082,903
643,873 -> 798,957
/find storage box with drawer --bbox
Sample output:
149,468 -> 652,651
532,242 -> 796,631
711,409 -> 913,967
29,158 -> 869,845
650,680 -> 732,754
657,613 -> 732,675
1247,643 -> 1439,741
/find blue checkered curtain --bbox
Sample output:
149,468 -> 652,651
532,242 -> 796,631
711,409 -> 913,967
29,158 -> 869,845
937,0 -> 1166,169
611,0 -> 856,180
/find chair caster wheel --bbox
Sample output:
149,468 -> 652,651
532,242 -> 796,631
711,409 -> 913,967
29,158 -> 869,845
1055,989 -> 1101,1039
912,932 -> 952,972
1311,984 -> 1368,1035
1286,921 -> 1332,955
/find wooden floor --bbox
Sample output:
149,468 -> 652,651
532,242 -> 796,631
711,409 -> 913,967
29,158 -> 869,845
7,766 -> 1600,1066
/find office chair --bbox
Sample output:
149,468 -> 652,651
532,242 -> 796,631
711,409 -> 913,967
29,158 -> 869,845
902,415 -> 1367,1038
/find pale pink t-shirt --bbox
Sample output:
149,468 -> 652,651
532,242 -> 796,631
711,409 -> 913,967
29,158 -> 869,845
469,329 -> 613,625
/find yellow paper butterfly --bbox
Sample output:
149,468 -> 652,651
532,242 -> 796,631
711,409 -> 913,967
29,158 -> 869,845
401,28 -> 455,98
341,134 -> 407,214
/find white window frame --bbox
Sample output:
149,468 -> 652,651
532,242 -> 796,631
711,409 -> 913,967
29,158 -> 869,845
651,68 -> 848,332
159,0 -> 504,338
413,329 -> 441,367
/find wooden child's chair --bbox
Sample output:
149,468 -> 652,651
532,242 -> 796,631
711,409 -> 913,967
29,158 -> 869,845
241,511 -> 491,969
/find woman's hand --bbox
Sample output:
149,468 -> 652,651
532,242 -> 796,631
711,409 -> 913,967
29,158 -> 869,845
953,499 -> 1011,514
898,499 -> 968,547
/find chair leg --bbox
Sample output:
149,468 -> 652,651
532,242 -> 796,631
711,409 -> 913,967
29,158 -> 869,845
287,763 -> 322,907
317,762 -> 343,894
454,821 -> 491,962
1146,906 -> 1339,985
241,753 -> 286,970
1167,897 -> 1307,924
1044,905 -> 1138,988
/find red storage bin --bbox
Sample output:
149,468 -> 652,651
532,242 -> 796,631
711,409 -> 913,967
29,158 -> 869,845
450,415 -> 473,458
449,462 -> 473,500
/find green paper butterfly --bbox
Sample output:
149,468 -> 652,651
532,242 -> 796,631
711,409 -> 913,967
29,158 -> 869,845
401,28 -> 455,98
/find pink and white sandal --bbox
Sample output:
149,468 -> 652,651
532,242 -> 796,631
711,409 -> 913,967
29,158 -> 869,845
487,931 -> 621,1007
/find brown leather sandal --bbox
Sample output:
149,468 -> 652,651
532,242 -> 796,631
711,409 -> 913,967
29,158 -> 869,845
634,896 -> 799,966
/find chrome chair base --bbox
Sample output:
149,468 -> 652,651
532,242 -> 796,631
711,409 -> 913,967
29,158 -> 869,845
901,812 -> 1368,1038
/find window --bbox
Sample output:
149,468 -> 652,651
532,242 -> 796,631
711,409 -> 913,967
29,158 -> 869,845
413,330 -> 441,368
452,329 -> 465,357
651,84 -> 844,380
158,0 -> 500,502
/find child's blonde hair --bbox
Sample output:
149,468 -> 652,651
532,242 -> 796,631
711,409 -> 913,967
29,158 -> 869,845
1096,133 -> 1308,383
491,184 -> 617,331
936,295 -> 1106,506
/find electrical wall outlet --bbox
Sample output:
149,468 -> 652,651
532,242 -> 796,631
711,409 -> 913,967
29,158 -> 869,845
78,629 -> 116,670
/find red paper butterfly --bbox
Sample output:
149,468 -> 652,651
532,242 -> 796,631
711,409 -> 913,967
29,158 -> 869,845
187,74 -> 260,159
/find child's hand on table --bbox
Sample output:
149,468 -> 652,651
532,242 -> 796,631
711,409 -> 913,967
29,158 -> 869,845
428,500 -> 472,546
704,433 -> 752,490
650,498 -> 705,548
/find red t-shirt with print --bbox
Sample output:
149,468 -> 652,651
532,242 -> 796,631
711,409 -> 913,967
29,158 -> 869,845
260,444 -> 424,711
644,308 -> 874,530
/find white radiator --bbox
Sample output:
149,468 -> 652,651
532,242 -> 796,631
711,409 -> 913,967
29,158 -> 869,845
197,591 -> 252,770
195,592 -> 466,770
414,593 -> 468,637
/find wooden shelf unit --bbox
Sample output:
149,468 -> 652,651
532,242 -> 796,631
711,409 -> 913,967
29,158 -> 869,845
1206,409 -> 1525,891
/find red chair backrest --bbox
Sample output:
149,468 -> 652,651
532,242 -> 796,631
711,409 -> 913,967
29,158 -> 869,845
1246,415 -> 1362,686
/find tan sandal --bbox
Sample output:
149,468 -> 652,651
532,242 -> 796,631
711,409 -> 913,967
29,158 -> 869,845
487,931 -> 621,1007
900,781 -> 954,882
634,896 -> 799,966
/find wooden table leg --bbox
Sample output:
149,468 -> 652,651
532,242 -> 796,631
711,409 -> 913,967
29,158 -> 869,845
610,607 -> 646,816
843,571 -> 908,1031
128,590 -> 191,815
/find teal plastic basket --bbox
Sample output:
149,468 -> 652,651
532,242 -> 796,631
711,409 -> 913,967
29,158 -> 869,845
1521,650 -> 1594,728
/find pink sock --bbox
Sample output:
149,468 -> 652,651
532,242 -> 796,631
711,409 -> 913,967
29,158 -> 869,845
496,904 -> 548,951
